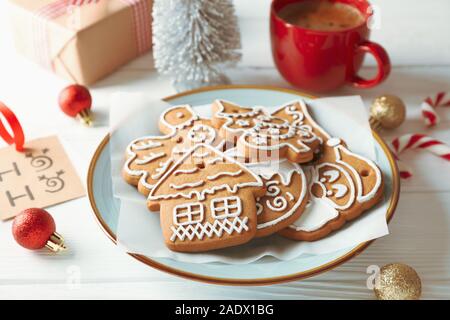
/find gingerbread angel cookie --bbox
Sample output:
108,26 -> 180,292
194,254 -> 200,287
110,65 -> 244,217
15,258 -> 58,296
278,100 -> 384,241
147,144 -> 265,252
211,100 -> 321,163
123,105 -> 226,196
225,149 -> 309,238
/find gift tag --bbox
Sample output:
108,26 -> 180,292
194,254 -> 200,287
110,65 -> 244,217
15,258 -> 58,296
0,135 -> 85,220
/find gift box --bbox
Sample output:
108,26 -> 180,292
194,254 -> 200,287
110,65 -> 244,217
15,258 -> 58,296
8,0 -> 152,85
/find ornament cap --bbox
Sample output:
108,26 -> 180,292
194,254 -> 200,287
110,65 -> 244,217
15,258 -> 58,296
368,116 -> 382,131
77,109 -> 93,127
45,231 -> 67,252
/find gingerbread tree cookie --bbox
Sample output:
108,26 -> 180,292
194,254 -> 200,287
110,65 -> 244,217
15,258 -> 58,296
148,143 -> 266,252
123,105 -> 225,196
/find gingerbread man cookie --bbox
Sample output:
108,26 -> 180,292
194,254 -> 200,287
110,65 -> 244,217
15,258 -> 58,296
225,148 -> 309,238
278,100 -> 384,241
211,100 -> 321,163
123,105 -> 226,196
147,143 -> 265,252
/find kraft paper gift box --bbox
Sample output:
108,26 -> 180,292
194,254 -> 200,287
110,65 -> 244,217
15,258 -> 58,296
8,0 -> 153,85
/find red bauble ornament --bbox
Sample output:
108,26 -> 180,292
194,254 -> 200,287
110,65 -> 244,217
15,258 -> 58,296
12,208 -> 66,252
58,84 -> 93,126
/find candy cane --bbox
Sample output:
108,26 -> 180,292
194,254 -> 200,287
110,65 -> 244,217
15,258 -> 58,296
421,92 -> 450,127
391,134 -> 450,179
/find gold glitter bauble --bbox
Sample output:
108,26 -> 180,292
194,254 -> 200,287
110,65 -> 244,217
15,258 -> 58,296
374,263 -> 422,300
370,95 -> 406,130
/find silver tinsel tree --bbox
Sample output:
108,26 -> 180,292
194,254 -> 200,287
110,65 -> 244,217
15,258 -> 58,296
153,0 -> 241,91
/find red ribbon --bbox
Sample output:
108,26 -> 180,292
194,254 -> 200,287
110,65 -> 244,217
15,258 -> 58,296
0,102 -> 25,152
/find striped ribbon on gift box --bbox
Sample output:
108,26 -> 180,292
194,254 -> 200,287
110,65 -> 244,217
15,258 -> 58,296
33,0 -> 151,70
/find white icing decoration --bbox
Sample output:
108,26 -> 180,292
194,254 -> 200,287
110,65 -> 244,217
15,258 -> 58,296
256,202 -> 263,216
210,196 -> 242,219
251,135 -> 268,146
268,128 -> 280,135
266,196 -> 288,212
240,122 -> 314,155
284,104 -> 304,126
135,152 -> 165,165
173,167 -> 199,175
327,138 -> 341,147
313,163 -> 355,210
151,158 -> 173,180
332,184 -> 348,198
286,191 -> 295,201
176,112 -> 184,119
289,197 -> 339,232
265,181 -> 281,197
170,216 -> 248,241
205,157 -> 223,165
148,144 -> 264,201
192,151 -> 210,158
323,170 -> 339,183
170,197 -> 247,242
160,104 -> 199,131
187,124 -> 216,144
173,202 -> 204,226
236,119 -> 250,127
207,170 -> 242,181
256,115 -> 272,122
169,180 -> 204,190
133,141 -> 163,151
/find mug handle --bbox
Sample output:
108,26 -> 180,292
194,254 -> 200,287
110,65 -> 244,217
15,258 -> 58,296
350,41 -> 391,88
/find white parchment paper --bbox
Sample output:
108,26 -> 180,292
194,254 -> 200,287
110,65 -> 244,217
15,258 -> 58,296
109,93 -> 388,264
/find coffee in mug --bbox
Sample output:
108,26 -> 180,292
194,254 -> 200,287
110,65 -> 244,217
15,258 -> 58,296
278,0 -> 365,31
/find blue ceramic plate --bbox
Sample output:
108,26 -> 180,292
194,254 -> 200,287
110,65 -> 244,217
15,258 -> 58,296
88,85 -> 400,285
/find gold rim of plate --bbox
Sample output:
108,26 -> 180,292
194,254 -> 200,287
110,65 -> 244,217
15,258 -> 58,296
87,84 -> 400,286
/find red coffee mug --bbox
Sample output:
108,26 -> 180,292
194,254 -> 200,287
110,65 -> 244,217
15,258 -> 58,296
270,0 -> 391,92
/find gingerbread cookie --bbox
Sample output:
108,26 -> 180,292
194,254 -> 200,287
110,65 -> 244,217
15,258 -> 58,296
225,149 -> 309,238
123,105 -> 226,196
211,100 -> 321,163
278,100 -> 384,241
147,143 -> 266,252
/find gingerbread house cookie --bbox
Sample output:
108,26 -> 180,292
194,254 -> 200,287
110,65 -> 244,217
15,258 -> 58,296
147,143 -> 266,252
123,105 -> 226,196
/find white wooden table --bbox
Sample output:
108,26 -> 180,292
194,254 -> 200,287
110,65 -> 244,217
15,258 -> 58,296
1,0 -> 450,299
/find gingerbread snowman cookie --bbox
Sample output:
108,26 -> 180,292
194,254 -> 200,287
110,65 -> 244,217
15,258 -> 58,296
211,100 -> 322,163
225,148 -> 309,238
278,100 -> 384,241
123,105 -> 226,196
147,143 -> 265,252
